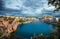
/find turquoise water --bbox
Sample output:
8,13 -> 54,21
16,21 -> 55,39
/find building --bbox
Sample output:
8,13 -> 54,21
56,17 -> 60,22
41,16 -> 54,20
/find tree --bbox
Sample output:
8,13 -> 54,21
48,0 -> 60,11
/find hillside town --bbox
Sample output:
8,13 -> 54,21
40,16 -> 60,25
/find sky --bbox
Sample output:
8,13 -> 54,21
0,0 -> 60,17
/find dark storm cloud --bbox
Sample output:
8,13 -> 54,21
0,0 -> 60,17
0,0 -> 5,11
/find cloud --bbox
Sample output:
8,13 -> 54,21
35,8 -> 43,14
21,6 -> 43,16
21,7 -> 35,15
5,0 -> 23,9
4,0 -> 58,16
43,5 -> 55,11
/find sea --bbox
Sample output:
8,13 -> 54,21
16,21 -> 56,39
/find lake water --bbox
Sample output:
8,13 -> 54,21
16,21 -> 55,39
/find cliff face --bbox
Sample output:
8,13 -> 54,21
2,20 -> 9,28
0,19 -> 20,36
